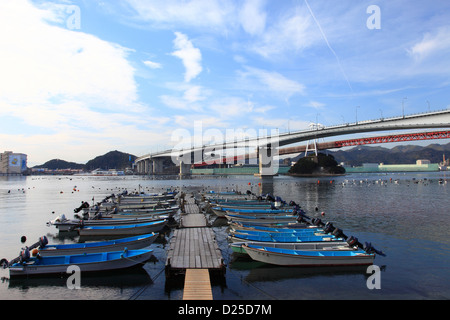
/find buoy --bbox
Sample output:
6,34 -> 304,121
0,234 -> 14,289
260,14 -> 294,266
31,249 -> 39,257
321,211 -> 325,216
21,236 -> 27,243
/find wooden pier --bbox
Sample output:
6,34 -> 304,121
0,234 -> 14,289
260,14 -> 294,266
165,194 -> 225,300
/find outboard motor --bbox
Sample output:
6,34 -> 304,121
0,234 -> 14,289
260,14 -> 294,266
323,222 -> 335,234
346,236 -> 359,247
363,242 -> 386,256
39,236 -> 48,249
332,228 -> 345,238
19,248 -> 30,264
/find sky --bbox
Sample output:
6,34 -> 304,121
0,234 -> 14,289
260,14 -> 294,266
1,0 -> 450,166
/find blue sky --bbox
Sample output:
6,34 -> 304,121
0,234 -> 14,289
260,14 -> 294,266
1,0 -> 450,166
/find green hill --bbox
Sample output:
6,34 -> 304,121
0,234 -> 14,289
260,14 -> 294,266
34,150 -> 137,171
33,159 -> 84,170
84,150 -> 136,171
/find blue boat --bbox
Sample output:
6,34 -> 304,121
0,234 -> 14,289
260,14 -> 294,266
78,219 -> 167,236
231,228 -> 325,237
243,244 -> 375,266
38,233 -> 158,256
229,232 -> 340,243
231,222 -> 317,231
223,207 -> 294,214
8,249 -> 153,277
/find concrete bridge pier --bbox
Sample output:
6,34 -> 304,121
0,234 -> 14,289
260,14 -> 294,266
257,145 -> 278,177
144,159 -> 152,175
152,158 -> 164,174
179,162 -> 191,176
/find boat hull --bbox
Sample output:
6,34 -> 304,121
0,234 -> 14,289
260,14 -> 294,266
38,233 -> 158,256
51,216 -> 168,232
78,220 -> 167,236
230,241 -> 352,254
243,245 -> 374,267
225,214 -> 298,225
9,249 -> 153,277
228,234 -> 340,243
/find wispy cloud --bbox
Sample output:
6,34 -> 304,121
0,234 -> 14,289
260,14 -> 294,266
237,66 -> 305,102
143,60 -> 162,69
171,32 -> 203,82
408,26 -> 450,62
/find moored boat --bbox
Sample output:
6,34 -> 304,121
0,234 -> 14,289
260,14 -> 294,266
47,214 -> 168,232
77,219 -> 168,236
37,233 -> 158,256
229,222 -> 319,233
7,248 -> 153,277
242,244 -> 375,266
228,232 -> 340,243
225,214 -> 299,225
229,240 -> 353,254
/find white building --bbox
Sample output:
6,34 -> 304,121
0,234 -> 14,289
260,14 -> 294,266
0,151 -> 28,175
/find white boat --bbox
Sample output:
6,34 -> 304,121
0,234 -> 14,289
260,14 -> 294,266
78,219 -> 168,236
47,214 -> 168,232
225,214 -> 299,225
230,241 -> 354,254
242,244 -> 375,266
230,222 -> 319,233
37,233 -> 158,256
8,249 -> 153,277
228,233 -> 340,243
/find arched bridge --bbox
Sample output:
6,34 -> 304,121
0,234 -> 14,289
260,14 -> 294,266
134,109 -> 450,176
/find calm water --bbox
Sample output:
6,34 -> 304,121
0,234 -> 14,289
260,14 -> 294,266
0,173 -> 449,300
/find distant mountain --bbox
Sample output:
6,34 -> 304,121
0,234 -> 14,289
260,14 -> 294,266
84,150 -> 136,171
34,150 -> 137,171
34,159 -> 84,170
330,142 -> 450,166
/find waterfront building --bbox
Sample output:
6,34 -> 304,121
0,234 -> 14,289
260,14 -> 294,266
0,151 -> 28,175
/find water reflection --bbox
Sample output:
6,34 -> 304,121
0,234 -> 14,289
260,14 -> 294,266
6,266 -> 153,289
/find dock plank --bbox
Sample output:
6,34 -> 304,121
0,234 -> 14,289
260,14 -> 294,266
166,194 -> 224,279
182,269 -> 212,300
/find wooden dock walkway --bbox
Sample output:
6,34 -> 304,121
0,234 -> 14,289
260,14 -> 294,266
182,268 -> 213,300
165,194 -> 225,299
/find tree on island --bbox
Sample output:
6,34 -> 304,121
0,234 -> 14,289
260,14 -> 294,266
288,153 -> 345,175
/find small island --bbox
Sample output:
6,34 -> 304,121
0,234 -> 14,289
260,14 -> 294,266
288,153 -> 346,176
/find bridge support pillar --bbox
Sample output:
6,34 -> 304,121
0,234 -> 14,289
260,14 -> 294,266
179,162 -> 191,176
145,159 -> 153,175
137,161 -> 144,174
152,158 -> 164,174
257,145 -> 278,177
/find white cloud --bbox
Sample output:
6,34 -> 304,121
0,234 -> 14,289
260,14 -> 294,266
183,86 -> 206,103
143,60 -> 162,69
306,101 -> 325,109
408,26 -> 450,61
239,0 -> 266,36
171,32 -> 203,82
0,0 -> 174,164
0,1 -> 137,109
124,0 -> 235,33
250,6 -> 317,58
238,66 -> 305,100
